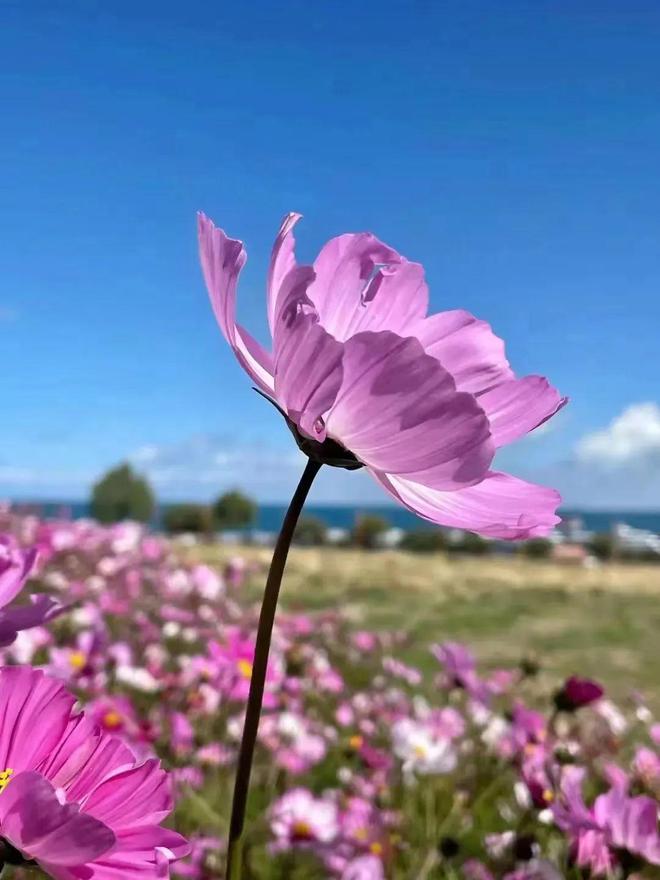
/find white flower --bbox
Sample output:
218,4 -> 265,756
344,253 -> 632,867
392,718 -> 457,776
596,699 -> 628,735
115,665 -> 160,693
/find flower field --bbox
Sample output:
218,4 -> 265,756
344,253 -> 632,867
1,508 -> 659,878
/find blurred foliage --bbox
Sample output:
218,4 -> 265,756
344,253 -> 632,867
352,514 -> 390,549
448,532 -> 491,556
589,533 -> 615,561
520,538 -> 553,559
213,491 -> 257,531
293,515 -> 328,546
90,463 -> 154,524
399,529 -> 447,554
163,503 -> 212,535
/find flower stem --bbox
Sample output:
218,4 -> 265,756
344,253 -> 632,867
225,458 -> 322,880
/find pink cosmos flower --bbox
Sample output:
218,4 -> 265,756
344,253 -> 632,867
553,676 -> 604,712
341,854 -> 385,880
553,767 -> 660,875
198,213 -> 565,538
432,641 -> 491,704
269,788 -> 339,853
0,536 -> 63,647
209,628 -> 283,707
259,711 -> 327,775
0,666 -> 189,878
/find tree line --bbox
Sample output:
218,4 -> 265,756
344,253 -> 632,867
90,463 -> 256,532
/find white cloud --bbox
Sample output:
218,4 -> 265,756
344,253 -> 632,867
576,403 -> 660,465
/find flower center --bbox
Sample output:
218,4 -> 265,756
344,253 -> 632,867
291,820 -> 313,841
0,769 -> 13,794
102,710 -> 123,729
237,659 -> 253,679
69,651 -> 87,670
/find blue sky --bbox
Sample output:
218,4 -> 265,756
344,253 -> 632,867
2,1 -> 659,507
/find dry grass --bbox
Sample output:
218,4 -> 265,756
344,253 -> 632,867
187,543 -> 660,709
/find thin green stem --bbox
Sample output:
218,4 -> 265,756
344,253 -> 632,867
225,458 -> 322,880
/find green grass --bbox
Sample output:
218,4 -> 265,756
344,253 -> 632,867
188,544 -> 660,709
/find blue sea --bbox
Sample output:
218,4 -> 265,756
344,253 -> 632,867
9,500 -> 660,536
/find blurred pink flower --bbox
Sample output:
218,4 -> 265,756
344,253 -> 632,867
210,628 -> 283,707
432,641 -> 491,704
0,666 -> 189,878
553,766 -> 660,875
269,788 -> 339,852
0,536 -> 63,647
260,712 -> 327,775
554,676 -> 604,712
198,213 -> 565,539
341,854 -> 385,880
633,746 -> 660,788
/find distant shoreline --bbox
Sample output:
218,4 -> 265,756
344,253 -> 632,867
6,500 -> 660,536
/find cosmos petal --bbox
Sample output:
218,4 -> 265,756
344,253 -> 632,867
324,331 -> 493,489
373,469 -> 561,539
198,212 -> 274,393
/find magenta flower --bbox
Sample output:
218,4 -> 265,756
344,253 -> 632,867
553,767 -> 660,875
209,628 -> 283,707
199,213 -> 565,539
553,675 -> 604,712
0,535 -> 63,647
0,666 -> 188,878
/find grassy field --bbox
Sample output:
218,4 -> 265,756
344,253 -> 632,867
188,543 -> 660,710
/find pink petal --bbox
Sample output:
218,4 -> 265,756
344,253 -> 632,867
414,309 -> 514,395
43,715 -> 134,802
324,332 -> 493,490
0,771 -> 114,866
0,667 -> 75,774
374,469 -> 561,539
0,547 -> 38,608
267,212 -> 302,334
82,760 -> 172,830
307,233 -> 428,341
478,376 -> 567,447
115,826 -> 191,859
272,264 -> 345,438
198,213 -> 274,393
0,595 -> 64,647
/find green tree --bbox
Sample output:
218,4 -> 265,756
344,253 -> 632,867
352,514 -> 390,549
589,533 -> 614,561
212,490 -> 257,531
449,532 -> 491,555
293,515 -> 328,546
520,538 -> 553,559
90,463 -> 155,524
162,503 -> 212,535
400,529 -> 447,554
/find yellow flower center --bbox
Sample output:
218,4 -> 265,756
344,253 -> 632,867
103,710 -> 123,729
354,827 -> 368,842
542,789 -> 554,803
236,659 -> 253,679
69,651 -> 87,670
349,734 -> 363,750
0,769 -> 13,793
413,744 -> 427,759
291,820 -> 313,840
370,842 -> 383,856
